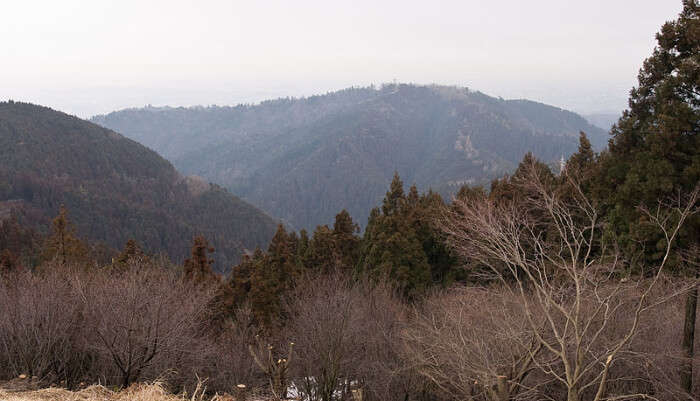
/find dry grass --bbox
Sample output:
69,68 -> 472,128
0,382 -> 251,401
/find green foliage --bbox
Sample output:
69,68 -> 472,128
490,152 -> 556,206
594,1 -> 700,270
303,210 -> 361,273
304,225 -> 337,272
248,249 -> 285,333
331,209 -> 361,270
360,174 -> 457,297
566,132 -> 596,177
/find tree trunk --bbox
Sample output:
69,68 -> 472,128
567,387 -> 580,401
495,375 -> 508,401
681,283 -> 697,394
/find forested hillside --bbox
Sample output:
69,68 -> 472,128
0,101 -> 278,270
93,84 -> 607,230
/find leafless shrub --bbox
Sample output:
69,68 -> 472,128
403,285 -> 547,401
0,265 -> 95,388
352,280 -> 431,401
283,273 -> 424,401
78,264 -> 216,389
195,305 -> 262,394
248,335 -> 294,400
283,274 -> 362,401
0,259 -> 276,394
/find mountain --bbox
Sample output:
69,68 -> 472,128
583,112 -> 621,132
0,101 -> 278,270
93,84 -> 608,230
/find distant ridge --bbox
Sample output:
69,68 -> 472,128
93,84 -> 607,230
0,101 -> 278,270
583,112 -> 621,132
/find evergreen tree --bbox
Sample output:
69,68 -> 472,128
184,235 -> 216,283
382,172 -> 405,216
411,190 -> 460,285
362,216 -> 431,298
248,249 -> 283,332
489,152 -> 554,206
596,1 -> 699,265
566,132 -> 596,177
41,205 -> 88,266
267,224 -> 296,283
301,210 -> 362,273
331,209 -> 361,270
360,175 -> 431,298
296,229 -> 310,267
455,185 -> 488,204
113,239 -> 146,270
594,3 -> 699,393
305,225 -> 337,272
230,248 -> 263,305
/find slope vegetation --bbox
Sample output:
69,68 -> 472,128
0,101 -> 277,269
94,84 -> 607,230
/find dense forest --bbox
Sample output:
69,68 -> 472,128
0,102 -> 278,269
1,2 -> 698,401
93,84 -> 606,231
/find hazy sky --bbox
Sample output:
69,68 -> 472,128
1,0 -> 683,118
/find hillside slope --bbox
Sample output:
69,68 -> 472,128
0,101 -> 278,270
94,84 -> 607,230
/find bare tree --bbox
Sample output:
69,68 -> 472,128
282,274 -> 360,401
283,273 -> 417,401
403,286 -> 547,401
0,266 -> 94,387
79,265 -> 214,388
439,161 -> 699,401
199,305 -> 262,393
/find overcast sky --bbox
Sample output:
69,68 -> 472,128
0,0 -> 683,118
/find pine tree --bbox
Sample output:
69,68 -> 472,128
566,132 -> 596,178
305,225 -> 337,272
411,190 -> 459,285
595,2 -> 699,393
360,175 -> 431,298
362,216 -> 431,298
560,132 -> 599,209
296,229 -> 310,267
114,239 -> 146,270
455,185 -> 488,204
382,172 -> 405,216
248,249 -> 283,332
184,235 -> 216,282
267,224 -> 296,283
229,251 -> 256,305
598,0 -> 699,255
41,205 -> 88,266
332,209 -> 360,270
490,153 -> 556,223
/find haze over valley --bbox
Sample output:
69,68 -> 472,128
0,1 -> 698,400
